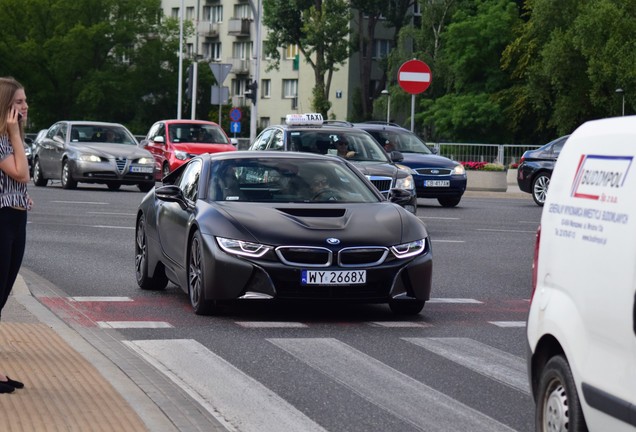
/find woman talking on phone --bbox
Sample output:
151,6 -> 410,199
0,77 -> 30,393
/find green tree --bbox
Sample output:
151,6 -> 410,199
0,0 -> 183,134
263,0 -> 350,117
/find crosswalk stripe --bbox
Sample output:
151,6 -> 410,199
403,337 -> 529,394
268,338 -> 515,432
235,321 -> 308,328
489,321 -> 526,328
370,321 -> 432,328
97,321 -> 173,329
428,298 -> 483,304
125,339 -> 327,432
68,296 -> 133,302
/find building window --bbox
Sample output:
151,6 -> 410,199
234,4 -> 251,19
186,7 -> 194,20
186,43 -> 194,57
261,79 -> 271,98
260,117 -> 270,129
171,7 -> 179,19
203,6 -> 223,22
202,43 -> 221,61
233,42 -> 251,60
284,45 -> 299,60
282,79 -> 298,98
374,40 -> 392,59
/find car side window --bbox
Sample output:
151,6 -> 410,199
177,160 -> 201,202
147,123 -> 162,141
54,124 -> 67,142
269,130 -> 284,150
46,123 -> 61,139
253,129 -> 273,150
552,138 -> 566,157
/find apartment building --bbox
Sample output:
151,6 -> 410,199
161,0 -> 406,136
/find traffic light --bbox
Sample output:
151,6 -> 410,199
185,65 -> 194,100
245,80 -> 258,104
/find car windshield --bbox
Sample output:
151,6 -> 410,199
169,123 -> 229,144
208,158 -> 382,203
71,125 -> 137,145
367,130 -> 433,155
287,130 -> 390,162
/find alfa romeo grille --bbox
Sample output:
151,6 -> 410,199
115,158 -> 127,174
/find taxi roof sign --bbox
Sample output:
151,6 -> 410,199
285,113 -> 324,126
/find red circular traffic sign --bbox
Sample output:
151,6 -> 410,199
398,60 -> 432,95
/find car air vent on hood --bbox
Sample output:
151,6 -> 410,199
278,208 -> 346,218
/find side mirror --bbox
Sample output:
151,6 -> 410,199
390,150 -> 404,162
155,185 -> 188,209
153,136 -> 165,144
388,188 -> 412,207
230,138 -> 239,147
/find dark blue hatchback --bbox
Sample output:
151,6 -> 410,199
354,123 -> 467,207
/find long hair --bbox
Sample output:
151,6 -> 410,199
0,77 -> 25,139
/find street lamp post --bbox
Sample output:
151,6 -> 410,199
381,89 -> 390,123
616,88 -> 625,116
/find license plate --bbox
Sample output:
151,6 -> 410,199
130,166 -> 154,173
424,180 -> 450,187
301,270 -> 366,285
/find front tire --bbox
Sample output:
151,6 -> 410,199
135,217 -> 168,290
389,300 -> 425,315
61,160 -> 77,189
532,173 -> 550,206
32,159 -> 48,187
162,163 -> 171,178
536,355 -> 588,432
188,231 -> 217,315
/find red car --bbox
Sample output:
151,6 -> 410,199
140,119 -> 236,179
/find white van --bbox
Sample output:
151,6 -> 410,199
527,116 -> 636,431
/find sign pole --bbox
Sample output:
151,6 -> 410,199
411,95 -> 415,132
397,59 -> 432,133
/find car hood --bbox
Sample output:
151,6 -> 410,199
350,161 -> 401,178
400,153 -> 459,169
199,202 -> 427,247
170,143 -> 236,154
73,143 -> 152,159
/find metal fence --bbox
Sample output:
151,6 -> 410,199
429,143 -> 541,167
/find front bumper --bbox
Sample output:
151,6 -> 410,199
72,159 -> 155,185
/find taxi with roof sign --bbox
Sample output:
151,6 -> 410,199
248,113 -> 418,214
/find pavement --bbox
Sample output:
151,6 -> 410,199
0,185 -> 531,432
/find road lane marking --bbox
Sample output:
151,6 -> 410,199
126,339 -> 327,432
476,228 -> 536,233
403,337 -> 530,394
489,321 -> 526,328
87,211 -> 136,216
92,225 -> 135,229
269,338 -> 515,431
370,321 -> 432,328
97,321 -> 173,329
428,298 -> 483,304
52,200 -> 109,205
431,240 -> 466,243
68,296 -> 133,302
235,322 -> 308,328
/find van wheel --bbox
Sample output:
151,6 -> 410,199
532,173 -> 550,206
536,355 -> 588,432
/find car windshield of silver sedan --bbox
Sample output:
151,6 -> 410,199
70,125 -> 136,145
208,158 -> 382,203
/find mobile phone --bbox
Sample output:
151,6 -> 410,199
18,112 -> 23,122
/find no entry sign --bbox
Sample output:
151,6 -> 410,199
398,60 -> 432,95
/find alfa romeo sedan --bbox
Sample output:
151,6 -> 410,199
135,151 -> 432,315
32,121 -> 155,191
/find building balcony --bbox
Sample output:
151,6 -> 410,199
230,58 -> 250,74
228,18 -> 251,36
198,21 -> 219,38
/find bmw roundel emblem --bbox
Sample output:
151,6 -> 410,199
326,238 -> 340,245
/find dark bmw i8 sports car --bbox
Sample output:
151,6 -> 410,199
135,151 -> 432,315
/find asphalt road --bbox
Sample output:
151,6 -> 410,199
21,182 -> 541,432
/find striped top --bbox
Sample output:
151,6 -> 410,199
0,134 -> 30,210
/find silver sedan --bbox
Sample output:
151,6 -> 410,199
32,121 -> 156,191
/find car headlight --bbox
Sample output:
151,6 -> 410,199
391,239 -> 426,259
216,237 -> 273,258
452,164 -> 466,175
137,157 -> 154,165
174,150 -> 189,161
395,174 -> 415,190
78,154 -> 102,162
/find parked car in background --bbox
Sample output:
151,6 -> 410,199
136,151 -> 432,315
32,121 -> 155,191
527,117 -> 636,431
517,135 -> 569,206
354,122 -> 467,207
248,114 -> 418,214
139,119 -> 236,179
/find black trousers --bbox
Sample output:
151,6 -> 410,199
0,207 -> 27,316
